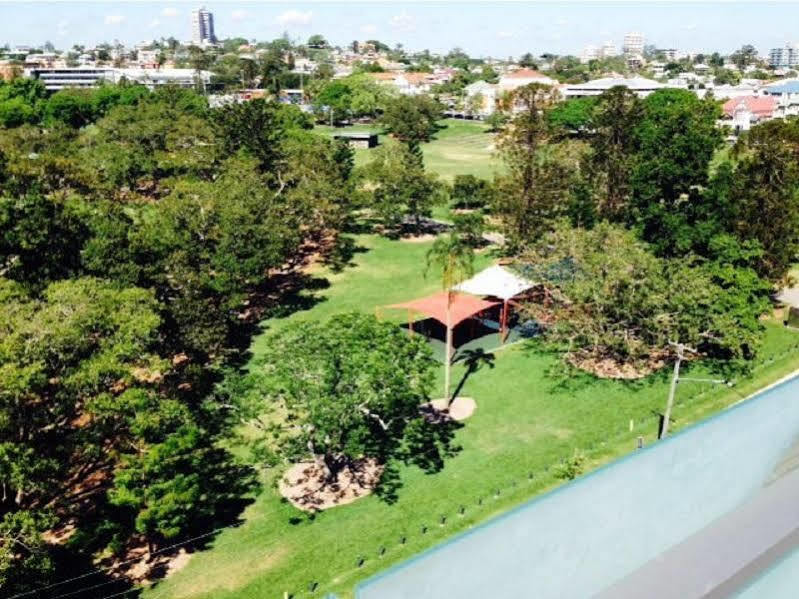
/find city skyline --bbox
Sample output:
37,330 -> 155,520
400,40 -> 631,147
1,1 -> 798,57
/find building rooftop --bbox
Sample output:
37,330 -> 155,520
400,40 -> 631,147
503,68 -> 549,79
723,96 -> 777,118
569,76 -> 664,90
766,79 -> 799,94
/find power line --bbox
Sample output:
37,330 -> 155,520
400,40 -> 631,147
24,512 -> 292,599
5,525 -> 232,599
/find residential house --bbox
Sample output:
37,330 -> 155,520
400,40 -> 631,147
463,80 -> 499,116
722,95 -> 777,132
563,76 -> 664,98
498,68 -> 556,91
763,79 -> 799,118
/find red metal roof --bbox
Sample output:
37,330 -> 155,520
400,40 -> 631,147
723,96 -> 777,118
386,292 -> 500,327
505,68 -> 549,79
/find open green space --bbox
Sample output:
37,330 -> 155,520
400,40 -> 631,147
315,118 -> 501,181
149,234 -> 799,599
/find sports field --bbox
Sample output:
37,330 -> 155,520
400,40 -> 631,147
317,118 -> 502,181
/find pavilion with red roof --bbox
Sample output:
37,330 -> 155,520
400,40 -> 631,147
384,291 -> 500,335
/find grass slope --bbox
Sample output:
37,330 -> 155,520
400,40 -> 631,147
149,235 -> 799,599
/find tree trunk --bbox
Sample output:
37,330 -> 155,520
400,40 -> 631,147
323,453 -> 344,484
661,347 -> 683,439
445,292 -> 453,403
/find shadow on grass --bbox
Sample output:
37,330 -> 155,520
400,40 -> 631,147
320,234 -> 369,273
451,348 -> 496,400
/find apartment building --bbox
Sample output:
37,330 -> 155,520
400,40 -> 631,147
769,43 -> 799,68
191,7 -> 217,46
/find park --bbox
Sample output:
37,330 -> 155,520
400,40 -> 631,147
145,117 -> 799,599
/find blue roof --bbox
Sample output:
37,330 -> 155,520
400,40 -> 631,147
766,80 -> 799,94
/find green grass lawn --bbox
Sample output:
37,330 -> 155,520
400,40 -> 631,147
148,235 -> 799,599
315,118 -> 501,182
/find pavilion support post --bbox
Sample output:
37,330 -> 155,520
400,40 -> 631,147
500,300 -> 509,344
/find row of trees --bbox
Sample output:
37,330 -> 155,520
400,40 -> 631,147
0,85 -> 359,592
487,83 -> 799,369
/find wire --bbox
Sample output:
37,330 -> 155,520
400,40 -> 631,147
5,525 -> 232,599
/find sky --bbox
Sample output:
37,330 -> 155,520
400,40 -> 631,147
1,1 -> 798,58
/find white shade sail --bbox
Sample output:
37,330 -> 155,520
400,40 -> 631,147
453,264 -> 534,301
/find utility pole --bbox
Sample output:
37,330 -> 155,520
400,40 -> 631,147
660,341 -> 693,439
660,341 -> 732,439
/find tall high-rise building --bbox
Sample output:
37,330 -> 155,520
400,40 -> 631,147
769,43 -> 799,68
601,41 -> 618,58
191,7 -> 217,46
580,45 -> 599,64
623,32 -> 645,57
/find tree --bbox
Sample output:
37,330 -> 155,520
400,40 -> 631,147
518,52 -> 538,69
307,34 -> 328,49
630,89 -> 723,249
452,212 -> 485,248
494,83 -> 570,248
0,510 -> 54,594
546,96 -> 597,133
451,174 -> 491,210
518,223 -> 767,369
110,424 -> 253,553
727,119 -> 799,281
241,313 -> 451,486
484,110 -> 508,132
426,235 -> 475,400
585,86 -> 643,219
362,143 -> 443,233
379,94 -> 444,149
212,98 -> 285,173
0,192 -> 88,290
713,68 -> 741,86
44,88 -> 95,128
731,44 -> 757,70
312,79 -> 352,123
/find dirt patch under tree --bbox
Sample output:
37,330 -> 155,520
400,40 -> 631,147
278,458 -> 384,512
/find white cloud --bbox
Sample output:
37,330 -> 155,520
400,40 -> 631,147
104,15 -> 125,25
683,22 -> 698,31
389,12 -> 415,32
275,9 -> 313,27
496,30 -> 514,39
231,9 -> 248,22
555,18 -> 568,26
149,18 -> 161,28
360,23 -> 377,35
57,19 -> 68,37
161,7 -> 179,17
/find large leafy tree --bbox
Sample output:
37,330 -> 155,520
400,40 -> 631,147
584,86 -> 643,220
379,94 -> 444,149
0,277 -> 163,511
519,223 -> 767,368
629,89 -> 723,246
240,313 -> 454,485
726,119 -> 799,281
362,142 -> 443,233
494,83 -> 573,249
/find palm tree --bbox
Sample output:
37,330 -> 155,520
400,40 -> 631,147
425,233 -> 475,401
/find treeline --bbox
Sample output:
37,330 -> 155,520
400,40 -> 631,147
486,86 -> 799,369
0,84 -> 355,592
